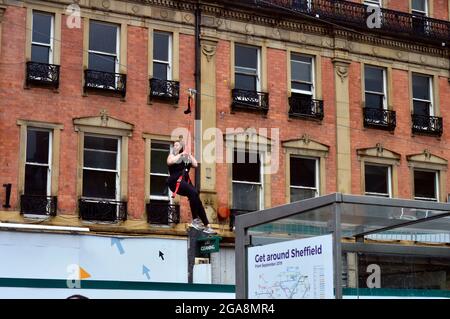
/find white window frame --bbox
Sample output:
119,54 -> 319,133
234,44 -> 261,92
82,134 -> 121,202
364,0 -> 382,7
412,74 -> 434,116
291,53 -> 315,98
364,163 -> 392,198
365,65 -> 387,110
289,156 -> 319,201
25,128 -> 52,197
412,0 -> 428,16
414,169 -> 439,202
150,141 -> 173,202
232,152 -> 264,211
31,11 -> 54,64
153,31 -> 172,81
88,21 -> 120,74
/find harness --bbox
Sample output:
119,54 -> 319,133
171,168 -> 191,198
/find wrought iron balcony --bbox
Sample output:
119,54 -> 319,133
20,195 -> 57,216
79,198 -> 127,222
26,62 -> 60,89
149,78 -> 180,104
84,69 -> 126,97
254,0 -> 450,45
231,89 -> 269,114
229,208 -> 254,231
146,200 -> 180,225
363,107 -> 396,131
412,114 -> 443,136
289,93 -> 324,120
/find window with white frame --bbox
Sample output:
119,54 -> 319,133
414,169 -> 438,201
412,0 -> 429,33
82,135 -> 120,200
150,142 -> 172,201
365,66 -> 387,109
235,44 -> 260,91
88,21 -> 119,73
364,164 -> 391,197
290,157 -> 319,202
25,128 -> 52,196
232,150 -> 262,211
412,0 -> 428,16
291,53 -> 314,97
412,74 -> 433,116
153,32 -> 172,80
31,11 -> 54,64
364,0 -> 382,7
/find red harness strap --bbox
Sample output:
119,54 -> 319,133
171,174 -> 191,198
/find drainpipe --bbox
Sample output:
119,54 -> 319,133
187,0 -> 202,285
194,1 -> 201,192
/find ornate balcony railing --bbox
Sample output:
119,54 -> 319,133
412,114 -> 443,136
84,70 -> 127,97
231,89 -> 269,114
149,78 -> 180,104
289,93 -> 324,120
254,0 -> 450,45
363,107 -> 396,131
229,208 -> 254,231
20,195 -> 57,216
26,62 -> 60,89
79,198 -> 127,222
146,200 -> 180,225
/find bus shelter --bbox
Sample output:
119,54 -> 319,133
235,193 -> 450,299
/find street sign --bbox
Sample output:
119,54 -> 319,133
197,236 -> 222,254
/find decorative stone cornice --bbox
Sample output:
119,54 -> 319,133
332,58 -> 350,83
73,113 -> 134,136
201,39 -> 218,62
282,136 -> 330,153
357,145 -> 401,162
11,0 -> 448,58
407,150 -> 448,167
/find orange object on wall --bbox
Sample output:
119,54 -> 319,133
218,206 -> 230,219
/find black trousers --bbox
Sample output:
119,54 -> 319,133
169,179 -> 209,226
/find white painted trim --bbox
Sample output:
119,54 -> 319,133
82,134 -> 121,201
0,223 -> 90,232
31,10 -> 54,64
149,142 -> 173,203
153,31 -> 172,80
291,53 -> 315,98
24,128 -> 52,197
87,21 -> 119,73
413,169 -> 439,202
289,156 -> 319,200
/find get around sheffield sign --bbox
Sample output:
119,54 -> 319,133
247,234 -> 334,299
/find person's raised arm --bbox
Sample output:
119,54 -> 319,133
188,153 -> 198,168
167,153 -> 183,166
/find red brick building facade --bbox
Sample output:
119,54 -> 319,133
1,0 -> 450,242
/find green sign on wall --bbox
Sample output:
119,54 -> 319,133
197,236 -> 222,254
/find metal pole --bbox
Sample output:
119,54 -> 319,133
194,2 -> 201,191
235,222 -> 247,299
333,203 -> 343,299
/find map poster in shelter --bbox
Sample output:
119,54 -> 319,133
247,234 -> 334,299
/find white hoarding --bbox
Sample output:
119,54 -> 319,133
0,231 -> 187,282
248,234 -> 334,299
